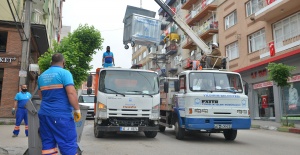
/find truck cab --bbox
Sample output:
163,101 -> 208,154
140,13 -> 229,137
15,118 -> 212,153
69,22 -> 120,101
90,68 -> 160,138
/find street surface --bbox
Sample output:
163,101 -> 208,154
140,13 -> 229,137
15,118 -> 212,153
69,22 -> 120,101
1,120 -> 300,155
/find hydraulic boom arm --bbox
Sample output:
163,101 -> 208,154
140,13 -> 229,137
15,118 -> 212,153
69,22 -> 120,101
154,0 -> 211,54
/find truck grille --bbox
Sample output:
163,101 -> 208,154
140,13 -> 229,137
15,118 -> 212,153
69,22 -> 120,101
109,117 -> 149,126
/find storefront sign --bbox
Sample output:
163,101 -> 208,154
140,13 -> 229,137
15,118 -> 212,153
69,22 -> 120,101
253,81 -> 273,89
288,75 -> 300,82
0,57 -> 16,63
251,69 -> 267,79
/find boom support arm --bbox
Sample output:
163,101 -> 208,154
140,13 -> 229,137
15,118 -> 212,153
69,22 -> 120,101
154,0 -> 211,54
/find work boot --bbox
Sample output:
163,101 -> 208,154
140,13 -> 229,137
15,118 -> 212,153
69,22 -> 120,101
12,134 -> 18,137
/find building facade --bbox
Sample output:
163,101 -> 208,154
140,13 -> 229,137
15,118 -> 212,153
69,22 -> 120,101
0,0 -> 64,117
218,0 -> 300,122
134,0 -> 300,123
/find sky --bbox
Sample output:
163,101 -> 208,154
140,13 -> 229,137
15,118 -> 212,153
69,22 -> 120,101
62,0 -> 160,71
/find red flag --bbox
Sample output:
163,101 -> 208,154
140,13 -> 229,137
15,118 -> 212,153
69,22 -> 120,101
266,0 -> 275,5
261,95 -> 268,109
269,41 -> 275,57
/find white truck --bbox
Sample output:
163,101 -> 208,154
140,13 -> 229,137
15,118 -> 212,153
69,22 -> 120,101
159,70 -> 251,140
154,0 -> 251,140
87,67 -> 160,138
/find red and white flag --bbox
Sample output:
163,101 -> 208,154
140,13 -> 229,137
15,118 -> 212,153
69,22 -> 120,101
269,41 -> 275,57
266,0 -> 275,5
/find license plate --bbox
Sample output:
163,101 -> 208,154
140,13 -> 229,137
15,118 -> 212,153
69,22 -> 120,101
120,127 -> 139,131
214,124 -> 232,129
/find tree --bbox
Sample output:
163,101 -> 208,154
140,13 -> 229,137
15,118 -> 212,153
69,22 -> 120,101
266,63 -> 296,126
38,24 -> 104,88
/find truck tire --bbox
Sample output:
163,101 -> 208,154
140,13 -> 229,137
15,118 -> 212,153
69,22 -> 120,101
175,119 -> 185,140
159,125 -> 166,132
94,123 -> 105,138
223,129 -> 237,141
144,131 -> 158,138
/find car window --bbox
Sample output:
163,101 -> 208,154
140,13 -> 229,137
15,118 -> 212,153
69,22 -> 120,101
82,96 -> 94,103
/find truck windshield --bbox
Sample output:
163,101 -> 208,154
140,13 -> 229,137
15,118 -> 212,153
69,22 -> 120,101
99,70 -> 159,95
189,72 -> 243,93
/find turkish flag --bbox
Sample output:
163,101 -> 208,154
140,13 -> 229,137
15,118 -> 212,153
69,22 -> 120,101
201,0 -> 206,9
266,0 -> 275,5
261,95 -> 268,109
269,41 -> 275,57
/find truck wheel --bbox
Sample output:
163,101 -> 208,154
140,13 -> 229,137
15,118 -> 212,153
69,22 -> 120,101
94,123 -> 105,138
144,131 -> 158,138
223,129 -> 237,141
159,125 -> 166,132
175,119 -> 184,140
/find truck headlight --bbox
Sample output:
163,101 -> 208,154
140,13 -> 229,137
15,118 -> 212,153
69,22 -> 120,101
151,105 -> 159,119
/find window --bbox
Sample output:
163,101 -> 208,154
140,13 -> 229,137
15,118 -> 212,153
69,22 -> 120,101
246,0 -> 264,17
226,41 -> 239,60
139,54 -> 142,62
224,11 -> 237,30
0,32 -> 8,52
143,51 -> 147,58
248,29 -> 266,53
273,12 -> 300,49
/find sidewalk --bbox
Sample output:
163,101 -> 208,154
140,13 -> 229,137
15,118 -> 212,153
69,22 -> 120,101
251,119 -> 300,133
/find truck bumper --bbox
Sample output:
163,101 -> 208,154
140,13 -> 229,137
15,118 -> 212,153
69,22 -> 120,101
183,117 -> 251,130
96,126 -> 159,132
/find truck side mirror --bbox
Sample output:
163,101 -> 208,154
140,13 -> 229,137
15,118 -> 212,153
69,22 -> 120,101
174,80 -> 180,92
244,83 -> 249,95
164,82 -> 169,93
87,74 -> 93,87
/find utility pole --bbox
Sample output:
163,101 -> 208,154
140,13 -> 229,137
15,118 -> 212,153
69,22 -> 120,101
19,0 -> 32,85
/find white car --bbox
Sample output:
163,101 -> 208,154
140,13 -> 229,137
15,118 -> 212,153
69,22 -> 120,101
78,94 -> 95,119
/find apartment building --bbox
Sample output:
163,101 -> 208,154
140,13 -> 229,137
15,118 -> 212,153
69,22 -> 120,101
217,0 -> 300,122
0,0 -> 64,117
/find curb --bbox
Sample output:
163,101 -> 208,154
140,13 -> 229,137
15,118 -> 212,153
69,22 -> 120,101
0,119 -> 16,125
252,124 -> 300,134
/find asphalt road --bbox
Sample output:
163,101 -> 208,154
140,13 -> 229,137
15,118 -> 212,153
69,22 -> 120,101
1,120 -> 300,155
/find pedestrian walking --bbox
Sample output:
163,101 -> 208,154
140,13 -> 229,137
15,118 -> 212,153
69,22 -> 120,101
12,84 -> 31,137
37,53 -> 81,155
102,46 -> 115,67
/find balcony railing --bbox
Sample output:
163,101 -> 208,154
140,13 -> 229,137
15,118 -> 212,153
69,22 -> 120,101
187,0 -> 217,25
165,43 -> 178,56
255,0 -> 281,16
197,20 -> 218,36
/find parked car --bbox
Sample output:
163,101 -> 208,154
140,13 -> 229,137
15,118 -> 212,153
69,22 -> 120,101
78,94 -> 95,119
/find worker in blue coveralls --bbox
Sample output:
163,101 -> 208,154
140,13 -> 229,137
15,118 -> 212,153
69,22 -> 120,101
12,84 -> 31,137
37,53 -> 81,155
102,46 -> 115,67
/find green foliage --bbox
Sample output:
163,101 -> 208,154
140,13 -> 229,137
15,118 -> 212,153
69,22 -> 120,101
266,63 -> 296,87
38,24 -> 104,89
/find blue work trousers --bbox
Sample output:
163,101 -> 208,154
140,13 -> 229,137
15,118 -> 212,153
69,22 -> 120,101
38,114 -> 78,155
13,108 -> 28,136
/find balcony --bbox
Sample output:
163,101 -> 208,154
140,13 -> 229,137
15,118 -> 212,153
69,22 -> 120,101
255,0 -> 300,21
197,20 -> 218,40
187,3 -> 217,26
181,0 -> 198,10
165,43 -> 178,56
182,37 -> 195,49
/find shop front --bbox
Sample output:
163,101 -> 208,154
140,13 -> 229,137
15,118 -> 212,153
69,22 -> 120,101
252,81 -> 276,120
282,75 -> 300,118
